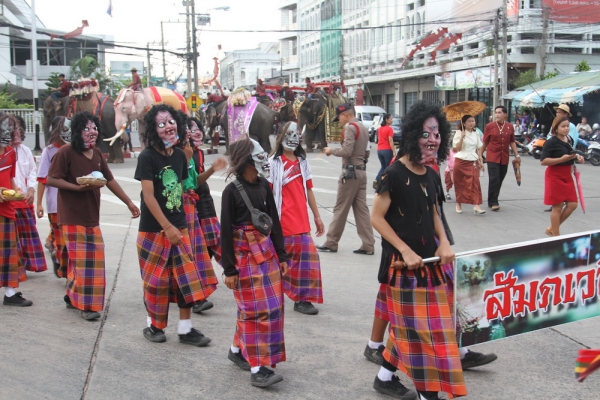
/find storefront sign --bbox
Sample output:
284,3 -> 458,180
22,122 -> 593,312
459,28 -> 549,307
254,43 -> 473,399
435,73 -> 455,90
543,0 -> 600,23
455,70 -> 476,89
455,232 -> 600,347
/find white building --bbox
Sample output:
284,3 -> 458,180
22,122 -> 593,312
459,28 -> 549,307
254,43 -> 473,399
298,0 -> 322,81
219,42 -> 281,90
0,0 -> 112,99
279,0 -> 300,85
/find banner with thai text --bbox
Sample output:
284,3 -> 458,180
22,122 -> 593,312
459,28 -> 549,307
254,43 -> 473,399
543,0 -> 600,24
475,67 -> 494,88
435,72 -> 455,90
455,70 -> 476,89
455,231 -> 600,347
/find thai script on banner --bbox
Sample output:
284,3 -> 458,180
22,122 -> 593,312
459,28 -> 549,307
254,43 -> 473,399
455,232 -> 600,348
435,72 -> 455,90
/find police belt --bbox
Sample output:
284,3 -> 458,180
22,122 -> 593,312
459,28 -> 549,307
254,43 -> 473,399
342,164 -> 366,171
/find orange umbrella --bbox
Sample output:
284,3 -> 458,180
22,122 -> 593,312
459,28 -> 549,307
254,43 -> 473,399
443,101 -> 487,122
512,158 -> 521,186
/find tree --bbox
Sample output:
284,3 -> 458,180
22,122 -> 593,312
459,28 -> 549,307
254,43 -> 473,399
0,85 -> 33,109
574,60 -> 591,72
69,55 -> 112,92
541,69 -> 559,80
511,69 -> 539,88
44,72 -> 62,95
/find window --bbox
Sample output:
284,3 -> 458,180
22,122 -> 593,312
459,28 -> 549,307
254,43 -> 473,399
404,92 -> 418,114
521,47 -> 534,54
386,94 -> 395,114
12,40 -> 29,66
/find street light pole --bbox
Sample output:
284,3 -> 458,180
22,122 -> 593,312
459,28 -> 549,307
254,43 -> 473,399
185,1 -> 192,94
191,0 -> 199,94
161,21 -> 167,86
31,0 -> 41,151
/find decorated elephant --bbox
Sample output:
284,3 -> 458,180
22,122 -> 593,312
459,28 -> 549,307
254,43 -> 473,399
220,101 -> 279,153
297,96 -> 328,152
204,100 -> 228,150
43,93 -> 125,163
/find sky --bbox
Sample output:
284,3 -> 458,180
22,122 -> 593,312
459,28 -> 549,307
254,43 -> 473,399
33,0 -> 281,80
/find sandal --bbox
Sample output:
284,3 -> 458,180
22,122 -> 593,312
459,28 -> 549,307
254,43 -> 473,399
545,227 -> 554,237
491,206 -> 500,212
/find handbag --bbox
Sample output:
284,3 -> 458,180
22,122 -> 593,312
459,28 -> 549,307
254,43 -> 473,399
233,179 -> 273,236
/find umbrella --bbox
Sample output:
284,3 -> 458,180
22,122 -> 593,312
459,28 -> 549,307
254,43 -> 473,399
575,349 -> 600,382
512,158 -> 521,186
573,166 -> 586,213
442,101 -> 487,122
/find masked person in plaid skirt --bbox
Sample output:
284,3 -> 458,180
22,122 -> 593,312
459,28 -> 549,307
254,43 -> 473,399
48,112 -> 140,321
370,102 -> 466,400
11,115 -> 47,274
135,104 -> 212,346
221,138 -> 289,388
185,116 -> 227,314
0,114 -> 32,307
268,121 -> 324,315
37,116 -> 70,278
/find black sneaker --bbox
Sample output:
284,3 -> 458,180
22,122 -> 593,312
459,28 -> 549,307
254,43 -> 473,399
316,244 -> 337,253
228,349 -> 251,371
179,328 -> 211,347
250,366 -> 284,388
192,300 -> 214,313
418,391 -> 440,400
353,248 -> 374,255
64,295 -> 76,309
81,311 -> 101,320
294,301 -> 319,315
3,292 -> 33,307
373,375 -> 417,400
143,326 -> 167,343
461,350 -> 498,370
364,344 -> 385,365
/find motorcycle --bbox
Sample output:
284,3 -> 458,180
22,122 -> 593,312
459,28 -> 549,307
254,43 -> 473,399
529,132 -> 548,159
588,141 -> 600,166
515,129 -> 535,155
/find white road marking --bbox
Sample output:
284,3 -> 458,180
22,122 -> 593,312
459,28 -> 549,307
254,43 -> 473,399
38,214 -> 136,229
113,175 -> 138,183
102,194 -> 140,208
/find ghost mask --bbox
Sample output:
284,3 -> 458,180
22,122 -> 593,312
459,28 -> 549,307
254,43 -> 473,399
282,122 -> 300,151
250,139 -> 270,178
156,111 -> 179,149
419,117 -> 442,167
189,121 -> 203,148
0,118 -> 14,146
82,120 -> 99,149
60,119 -> 72,143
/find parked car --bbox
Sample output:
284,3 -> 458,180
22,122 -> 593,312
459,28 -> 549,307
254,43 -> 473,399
391,115 -> 402,143
369,114 -> 384,142
354,106 -> 386,132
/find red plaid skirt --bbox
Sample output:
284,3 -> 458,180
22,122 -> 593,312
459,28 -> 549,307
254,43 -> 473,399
374,283 -> 389,322
283,234 -> 323,303
0,216 -> 26,287
15,207 -> 47,273
62,225 -> 105,312
184,194 -> 218,296
232,223 -> 286,368
48,213 -> 68,278
137,229 -> 208,329
383,263 -> 466,398
199,216 -> 221,263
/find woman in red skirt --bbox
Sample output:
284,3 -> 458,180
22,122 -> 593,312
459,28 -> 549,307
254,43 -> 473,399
541,116 -> 585,237
452,115 -> 485,215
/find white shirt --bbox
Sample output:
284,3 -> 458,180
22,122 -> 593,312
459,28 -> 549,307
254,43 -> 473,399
452,129 -> 482,161
14,144 -> 37,192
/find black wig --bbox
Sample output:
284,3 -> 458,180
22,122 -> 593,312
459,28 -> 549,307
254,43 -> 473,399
396,101 -> 451,165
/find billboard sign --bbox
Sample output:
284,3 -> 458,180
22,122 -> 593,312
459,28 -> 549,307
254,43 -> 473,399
543,0 -> 600,23
110,61 -> 145,75
435,72 -> 455,90
455,70 -> 476,89
455,232 -> 600,348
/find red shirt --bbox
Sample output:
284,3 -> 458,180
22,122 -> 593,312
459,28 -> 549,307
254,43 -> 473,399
0,146 -> 17,220
377,125 -> 393,151
483,121 -> 515,165
256,82 -> 266,97
306,82 -> 316,94
59,81 -> 71,96
280,155 -> 313,236
207,94 -> 224,103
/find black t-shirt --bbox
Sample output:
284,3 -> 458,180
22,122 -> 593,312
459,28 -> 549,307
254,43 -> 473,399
134,147 -> 188,232
540,136 -> 575,165
192,149 -> 217,219
375,161 -> 438,284
220,175 -> 287,276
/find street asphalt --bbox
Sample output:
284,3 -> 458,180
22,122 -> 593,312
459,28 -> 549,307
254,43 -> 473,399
2,139 -> 600,399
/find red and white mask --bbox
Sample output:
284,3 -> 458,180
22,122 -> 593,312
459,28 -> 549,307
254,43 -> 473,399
189,121 -> 203,148
156,111 -> 179,148
419,117 -> 441,167
82,120 -> 99,149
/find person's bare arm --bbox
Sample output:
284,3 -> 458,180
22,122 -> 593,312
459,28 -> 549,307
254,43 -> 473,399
197,157 -> 227,186
140,180 -> 182,245
36,182 -> 45,218
106,179 -> 140,218
432,204 -> 454,265
307,188 -> 324,236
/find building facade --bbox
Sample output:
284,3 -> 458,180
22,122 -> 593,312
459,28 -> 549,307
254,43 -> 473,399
219,42 -> 281,90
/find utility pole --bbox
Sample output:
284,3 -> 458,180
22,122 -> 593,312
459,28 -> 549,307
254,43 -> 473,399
191,0 -> 199,94
540,4 -> 549,77
31,0 -> 41,151
501,3 -> 508,107
492,8 -> 500,110
185,1 -> 192,95
146,43 -> 152,86
339,36 -> 344,80
161,22 -> 167,86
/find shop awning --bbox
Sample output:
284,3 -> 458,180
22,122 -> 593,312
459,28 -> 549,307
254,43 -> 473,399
502,71 -> 600,108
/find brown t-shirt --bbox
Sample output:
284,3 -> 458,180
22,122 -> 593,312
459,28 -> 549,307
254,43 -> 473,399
48,145 -> 114,227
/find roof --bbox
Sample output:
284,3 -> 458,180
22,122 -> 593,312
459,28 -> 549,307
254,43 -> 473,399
503,71 -> 600,108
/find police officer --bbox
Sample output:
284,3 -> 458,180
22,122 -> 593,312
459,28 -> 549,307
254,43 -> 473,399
317,103 -> 375,255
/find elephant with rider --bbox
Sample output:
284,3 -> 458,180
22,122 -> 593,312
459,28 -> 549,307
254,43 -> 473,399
297,96 -> 328,152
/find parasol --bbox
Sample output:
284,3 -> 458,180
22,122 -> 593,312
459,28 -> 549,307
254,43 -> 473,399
575,349 -> 600,382
442,101 -> 487,122
512,158 -> 521,186
573,166 -> 586,213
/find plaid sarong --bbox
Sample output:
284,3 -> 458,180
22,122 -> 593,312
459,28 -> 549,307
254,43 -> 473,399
48,213 -> 68,278
232,223 -> 286,367
0,216 -> 26,287
283,234 -> 323,303
374,283 -> 389,322
184,194 -> 218,296
383,263 -> 466,398
15,207 -> 47,272
62,225 -> 105,312
199,216 -> 221,263
137,229 -> 208,329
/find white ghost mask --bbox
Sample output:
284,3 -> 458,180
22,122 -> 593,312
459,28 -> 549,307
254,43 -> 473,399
250,139 -> 270,178
282,122 -> 300,151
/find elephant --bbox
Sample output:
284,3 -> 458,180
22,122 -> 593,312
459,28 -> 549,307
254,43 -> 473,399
43,94 -> 125,163
204,101 -> 228,150
297,96 -> 328,152
220,102 -> 279,153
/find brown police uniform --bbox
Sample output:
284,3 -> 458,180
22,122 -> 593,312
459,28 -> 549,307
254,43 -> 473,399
322,118 -> 375,252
